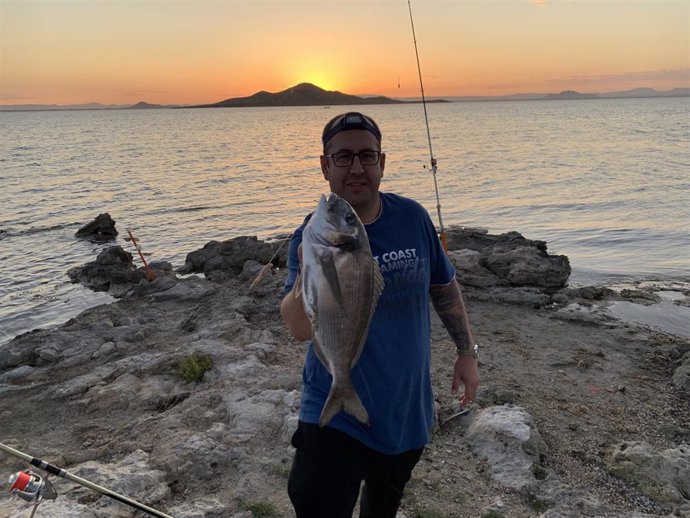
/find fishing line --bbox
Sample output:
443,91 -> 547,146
407,0 -> 448,251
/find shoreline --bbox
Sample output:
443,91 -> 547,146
1,229 -> 689,517
2,227 -> 689,347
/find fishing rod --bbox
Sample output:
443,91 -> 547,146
127,228 -> 157,282
1,442 -> 175,518
407,0 -> 448,251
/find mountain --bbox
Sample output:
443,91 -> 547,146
128,101 -> 167,109
544,90 -> 599,100
194,83 -> 406,108
411,87 -> 689,103
596,87 -> 690,98
1,86 -> 686,112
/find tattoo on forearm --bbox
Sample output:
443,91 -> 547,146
429,280 -> 473,351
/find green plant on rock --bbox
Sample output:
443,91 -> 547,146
177,352 -> 213,382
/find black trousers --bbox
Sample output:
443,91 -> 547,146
288,421 -> 424,518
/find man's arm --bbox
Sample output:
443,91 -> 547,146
280,277 -> 312,342
429,278 -> 479,407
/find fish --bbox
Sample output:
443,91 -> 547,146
296,193 -> 384,427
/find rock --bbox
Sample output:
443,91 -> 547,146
465,404 -> 548,492
223,389 -> 299,441
67,248 -> 176,296
478,286 -> 552,307
0,364 -> 34,383
159,431 -> 248,480
447,249 -> 488,276
67,246 -> 143,294
480,246 -> 570,288
179,236 -> 288,279
672,354 -> 690,392
536,483 -> 617,518
147,279 -> 216,302
445,226 -> 548,253
75,213 -> 118,241
558,285 -> 617,301
659,424 -> 690,440
239,259 -> 265,281
445,226 -> 570,290
620,289 -> 661,302
71,449 -> 170,516
0,496 -> 98,517
167,499 -> 227,518
551,303 -> 611,325
607,441 -> 690,504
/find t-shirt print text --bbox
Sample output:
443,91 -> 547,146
373,248 -> 418,274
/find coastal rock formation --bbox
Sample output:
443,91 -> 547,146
179,236 -> 289,280
464,405 -> 548,492
673,354 -> 690,391
67,246 -> 175,297
1,231 -> 688,517
607,442 -> 690,508
75,213 -> 118,241
446,226 -> 571,290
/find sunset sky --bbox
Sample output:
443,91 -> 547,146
1,0 -> 688,105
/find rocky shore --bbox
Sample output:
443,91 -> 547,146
1,226 -> 689,518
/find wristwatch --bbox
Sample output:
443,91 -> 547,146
457,343 -> 478,359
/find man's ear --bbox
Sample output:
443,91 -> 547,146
320,155 -> 329,180
379,152 -> 386,177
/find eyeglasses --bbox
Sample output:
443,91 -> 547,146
325,150 -> 382,167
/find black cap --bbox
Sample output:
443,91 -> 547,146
322,112 -> 382,147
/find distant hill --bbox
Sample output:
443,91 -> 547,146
426,87 -> 689,103
597,87 -> 690,98
544,90 -> 599,100
0,101 -> 176,112
128,101 -> 166,109
1,85 -> 686,112
193,83 -> 407,108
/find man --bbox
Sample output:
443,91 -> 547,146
280,112 -> 478,518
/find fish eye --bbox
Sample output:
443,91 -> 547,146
345,214 -> 356,225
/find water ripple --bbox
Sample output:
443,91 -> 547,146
0,98 -> 688,341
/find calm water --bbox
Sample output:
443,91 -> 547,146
1,98 -> 689,343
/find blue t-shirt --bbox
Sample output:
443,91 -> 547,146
284,192 -> 455,455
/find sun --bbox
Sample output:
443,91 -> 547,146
300,72 -> 337,91
287,63 -> 346,92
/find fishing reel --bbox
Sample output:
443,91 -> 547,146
8,470 -> 57,503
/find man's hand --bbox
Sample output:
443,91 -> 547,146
452,355 -> 479,408
429,278 -> 479,408
280,244 -> 312,341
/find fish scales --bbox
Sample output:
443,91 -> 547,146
299,193 -> 384,427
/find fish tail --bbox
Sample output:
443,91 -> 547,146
319,381 -> 369,428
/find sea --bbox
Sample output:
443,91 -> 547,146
1,98 -> 689,344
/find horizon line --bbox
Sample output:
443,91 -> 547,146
1,84 -> 689,109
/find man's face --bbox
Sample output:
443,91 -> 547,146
320,129 -> 385,214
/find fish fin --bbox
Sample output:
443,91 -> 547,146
319,251 -> 344,308
349,260 -> 385,369
319,379 -> 369,427
372,258 -> 385,300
